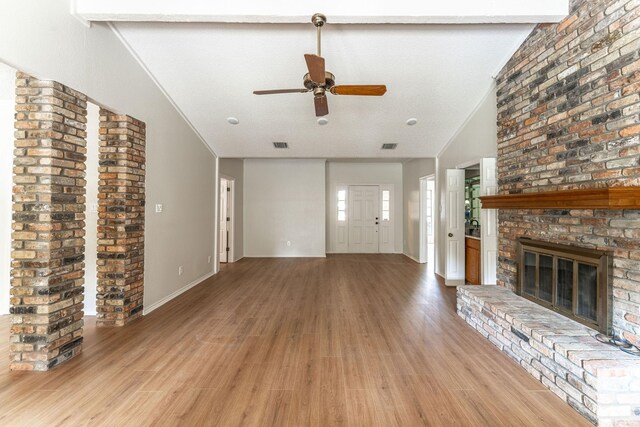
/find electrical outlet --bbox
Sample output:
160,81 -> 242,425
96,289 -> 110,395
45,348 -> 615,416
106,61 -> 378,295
286,240 -> 291,247
88,203 -> 98,213
155,204 -> 163,213
178,266 -> 183,276
207,256 -> 212,264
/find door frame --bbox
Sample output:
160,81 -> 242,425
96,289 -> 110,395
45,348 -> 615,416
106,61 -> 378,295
447,158 -> 499,285
219,175 -> 235,263
419,174 -> 435,264
334,183 -> 396,254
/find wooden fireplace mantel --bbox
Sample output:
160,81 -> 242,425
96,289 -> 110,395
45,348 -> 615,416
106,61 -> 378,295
480,186 -> 640,209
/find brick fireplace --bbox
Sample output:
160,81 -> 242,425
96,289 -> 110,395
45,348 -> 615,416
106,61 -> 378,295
458,0 -> 640,424
495,0 -> 640,349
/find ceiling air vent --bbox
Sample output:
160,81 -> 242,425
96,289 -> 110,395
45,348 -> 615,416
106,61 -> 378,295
273,142 -> 288,149
381,143 -> 397,150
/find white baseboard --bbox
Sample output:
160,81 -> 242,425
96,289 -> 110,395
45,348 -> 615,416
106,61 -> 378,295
243,254 -> 327,258
143,270 -> 216,316
403,253 -> 422,263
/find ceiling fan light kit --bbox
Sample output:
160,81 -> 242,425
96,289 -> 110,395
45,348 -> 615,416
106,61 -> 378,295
253,13 -> 387,117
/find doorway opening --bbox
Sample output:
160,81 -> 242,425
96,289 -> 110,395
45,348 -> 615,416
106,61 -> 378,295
444,158 -> 498,286
219,177 -> 234,263
419,176 -> 435,266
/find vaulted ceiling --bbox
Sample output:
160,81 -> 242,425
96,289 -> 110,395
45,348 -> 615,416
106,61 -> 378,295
75,1 -> 569,159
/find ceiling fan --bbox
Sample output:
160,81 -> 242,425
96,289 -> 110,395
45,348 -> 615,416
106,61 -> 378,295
253,13 -> 387,117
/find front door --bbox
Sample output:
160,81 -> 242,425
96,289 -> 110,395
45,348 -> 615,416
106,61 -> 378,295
348,185 -> 379,253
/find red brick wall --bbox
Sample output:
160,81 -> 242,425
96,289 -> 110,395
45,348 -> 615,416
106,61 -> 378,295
11,72 -> 87,370
496,0 -> 640,345
96,109 -> 145,326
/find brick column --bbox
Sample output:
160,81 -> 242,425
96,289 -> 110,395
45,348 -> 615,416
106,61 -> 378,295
10,72 -> 87,371
96,109 -> 145,326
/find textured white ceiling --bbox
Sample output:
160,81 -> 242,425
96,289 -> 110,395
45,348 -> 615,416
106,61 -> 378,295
114,22 -> 534,158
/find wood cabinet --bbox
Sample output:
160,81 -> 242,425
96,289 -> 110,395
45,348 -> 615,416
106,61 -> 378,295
465,237 -> 481,285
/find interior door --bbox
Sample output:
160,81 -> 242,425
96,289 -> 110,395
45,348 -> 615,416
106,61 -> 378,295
445,169 -> 465,285
348,185 -> 379,253
219,179 -> 228,263
480,157 -> 498,285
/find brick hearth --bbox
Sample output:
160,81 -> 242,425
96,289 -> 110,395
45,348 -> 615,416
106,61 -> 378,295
458,286 -> 640,426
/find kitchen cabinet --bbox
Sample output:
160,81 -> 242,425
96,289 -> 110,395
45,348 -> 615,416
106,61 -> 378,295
465,237 -> 481,285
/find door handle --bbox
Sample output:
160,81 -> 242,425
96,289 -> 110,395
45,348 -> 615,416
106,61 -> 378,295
448,233 -> 453,237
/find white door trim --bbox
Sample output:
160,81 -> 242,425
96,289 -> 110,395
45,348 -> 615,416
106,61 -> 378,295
419,175 -> 435,264
480,158 -> 498,285
219,175 -> 235,263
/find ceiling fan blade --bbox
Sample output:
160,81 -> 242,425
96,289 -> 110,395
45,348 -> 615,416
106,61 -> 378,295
304,54 -> 326,84
314,95 -> 329,117
253,88 -> 309,95
330,85 -> 387,96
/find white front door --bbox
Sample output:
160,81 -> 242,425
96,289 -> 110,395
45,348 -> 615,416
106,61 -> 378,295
348,185 -> 379,253
219,179 -> 228,263
480,158 -> 498,285
445,169 -> 465,285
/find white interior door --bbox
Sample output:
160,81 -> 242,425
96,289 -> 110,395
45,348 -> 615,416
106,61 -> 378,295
480,158 -> 498,285
348,185 -> 379,253
219,179 -> 228,263
445,169 -> 465,285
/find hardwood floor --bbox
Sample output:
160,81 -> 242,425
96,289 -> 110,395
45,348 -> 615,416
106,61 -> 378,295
0,255 -> 589,426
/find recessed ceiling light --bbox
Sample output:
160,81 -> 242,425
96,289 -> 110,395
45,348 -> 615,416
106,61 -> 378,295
317,118 -> 329,126
406,118 -> 418,126
227,117 -> 239,125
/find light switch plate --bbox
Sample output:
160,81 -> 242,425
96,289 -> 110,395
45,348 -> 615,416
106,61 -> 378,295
155,204 -> 163,213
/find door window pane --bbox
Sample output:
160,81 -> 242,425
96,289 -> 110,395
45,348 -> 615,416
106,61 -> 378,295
381,190 -> 390,221
337,190 -> 347,221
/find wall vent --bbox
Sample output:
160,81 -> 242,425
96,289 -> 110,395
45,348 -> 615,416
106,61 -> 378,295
273,142 -> 288,149
381,143 -> 397,150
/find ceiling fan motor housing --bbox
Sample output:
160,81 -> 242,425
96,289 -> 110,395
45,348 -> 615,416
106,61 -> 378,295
304,71 -> 335,90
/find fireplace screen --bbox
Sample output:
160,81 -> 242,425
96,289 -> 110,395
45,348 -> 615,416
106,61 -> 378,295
518,238 -> 611,333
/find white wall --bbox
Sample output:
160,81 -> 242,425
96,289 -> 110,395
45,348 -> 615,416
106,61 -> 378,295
0,1 -> 217,314
0,64 -> 14,315
219,158 -> 243,261
402,158 -> 436,261
244,159 -> 325,257
326,162 -> 403,253
436,85 -> 497,276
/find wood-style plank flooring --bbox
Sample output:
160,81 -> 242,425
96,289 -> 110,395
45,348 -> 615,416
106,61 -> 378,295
0,255 -> 589,426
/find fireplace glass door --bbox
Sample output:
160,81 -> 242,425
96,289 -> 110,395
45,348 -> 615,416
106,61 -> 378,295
518,238 -> 610,333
